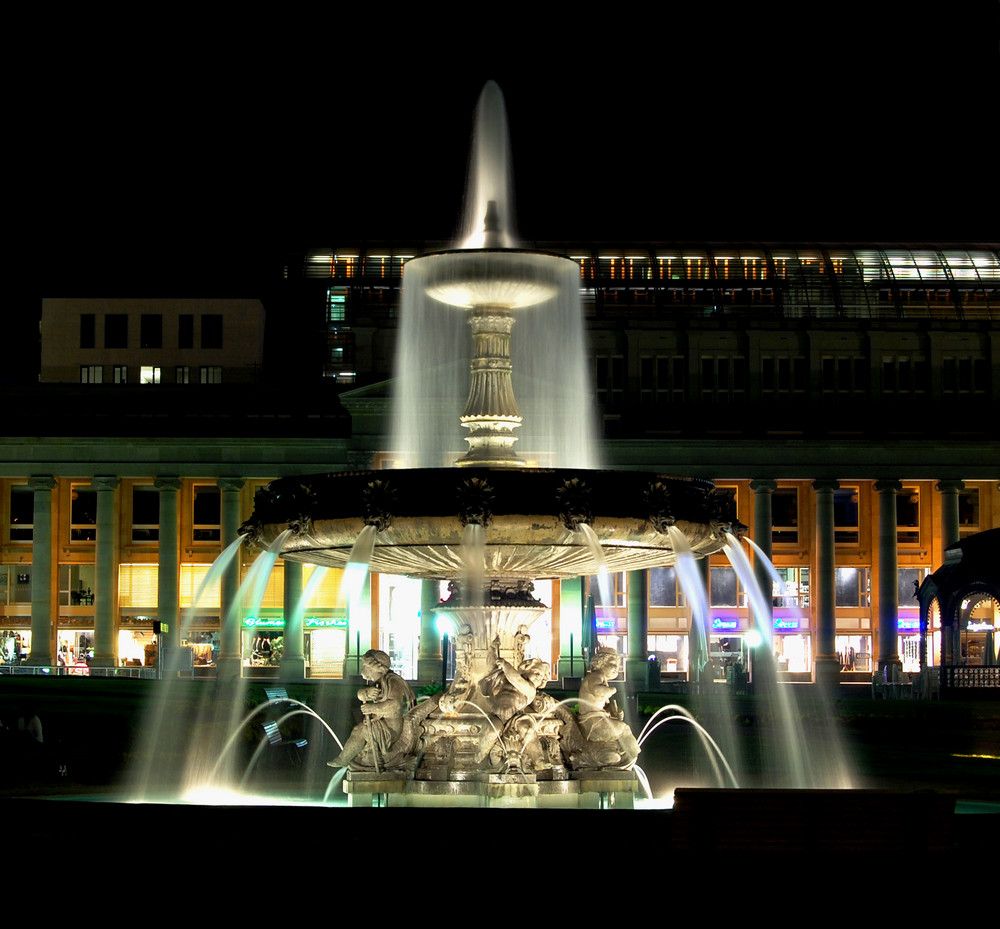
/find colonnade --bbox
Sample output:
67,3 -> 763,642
19,472 -> 972,682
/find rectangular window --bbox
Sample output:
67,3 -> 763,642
771,488 -> 799,544
132,486 -> 160,542
821,355 -> 866,399
772,566 -> 809,607
595,355 -> 624,404
176,365 -> 190,384
201,314 -> 223,349
113,365 -> 128,384
80,314 -> 95,349
9,486 -> 33,541
649,566 -> 681,607
192,485 -> 221,541
833,487 -> 860,544
959,488 -> 980,536
897,487 -> 920,544
70,486 -> 98,542
326,287 -> 348,322
700,355 -> 746,403
140,366 -> 161,384
897,568 -> 925,607
835,566 -> 870,607
105,314 -> 128,349
710,566 -> 741,606
80,365 -> 103,384
140,314 -> 163,349
59,564 -> 96,606
200,366 -> 222,384
761,355 -> 807,399
178,314 -> 194,349
640,355 -> 685,403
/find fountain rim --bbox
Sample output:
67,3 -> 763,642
406,246 -> 580,265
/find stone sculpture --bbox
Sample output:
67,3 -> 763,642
328,649 -> 417,772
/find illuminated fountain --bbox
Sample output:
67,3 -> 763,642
240,82 -> 747,807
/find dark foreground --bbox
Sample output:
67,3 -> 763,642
2,676 -> 997,856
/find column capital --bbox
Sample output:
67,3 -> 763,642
28,475 -> 57,492
217,477 -> 245,493
749,479 -> 778,494
812,479 -> 840,493
874,479 -> 903,494
154,476 -> 182,492
935,479 -> 965,494
90,475 -> 120,492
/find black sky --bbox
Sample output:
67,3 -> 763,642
34,9 -> 998,298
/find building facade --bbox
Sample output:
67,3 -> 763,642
6,243 -> 998,683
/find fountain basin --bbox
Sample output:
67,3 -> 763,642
416,248 -> 577,309
242,468 -> 742,578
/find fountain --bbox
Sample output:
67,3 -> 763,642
238,82 -> 747,808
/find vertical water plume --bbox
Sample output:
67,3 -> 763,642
459,81 -> 517,249
339,524 -> 377,606
578,522 -> 612,606
722,532 -> 773,652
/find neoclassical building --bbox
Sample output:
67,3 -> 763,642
5,244 -> 998,686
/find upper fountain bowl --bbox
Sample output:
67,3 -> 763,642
416,249 -> 577,310
240,468 -> 744,580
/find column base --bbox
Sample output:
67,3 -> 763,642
279,656 -> 307,682
625,657 -> 656,691
26,656 -> 53,667
88,656 -> 116,670
216,656 -> 243,680
878,657 -> 904,681
416,657 -> 444,685
813,656 -> 841,686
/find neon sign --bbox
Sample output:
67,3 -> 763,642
773,618 -> 800,631
712,618 -> 738,630
897,618 -> 920,632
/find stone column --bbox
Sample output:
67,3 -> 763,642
27,476 -> 56,666
625,569 -> 649,688
279,559 -> 306,681
687,556 -> 710,683
91,476 -> 119,669
155,477 -> 181,651
812,480 -> 840,685
936,479 -> 964,559
416,579 -> 443,682
875,479 -> 903,676
216,477 -> 245,679
557,576 -> 583,683
749,479 -> 777,633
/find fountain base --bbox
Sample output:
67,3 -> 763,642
340,769 -> 637,809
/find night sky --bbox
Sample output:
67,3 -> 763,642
34,10 -> 997,300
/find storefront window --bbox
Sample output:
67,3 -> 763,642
647,633 -> 688,674
772,566 -> 809,607
835,634 -> 872,672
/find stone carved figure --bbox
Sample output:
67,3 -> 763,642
513,623 -> 531,666
575,647 -> 640,769
478,656 -> 554,772
328,649 -> 417,771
